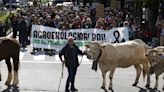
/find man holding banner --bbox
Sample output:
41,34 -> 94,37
59,36 -> 85,92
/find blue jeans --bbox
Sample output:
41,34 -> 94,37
66,67 -> 77,89
19,33 -> 26,48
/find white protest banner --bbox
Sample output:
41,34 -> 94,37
31,25 -> 129,50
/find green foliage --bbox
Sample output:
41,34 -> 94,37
0,11 -> 7,17
135,0 -> 163,10
0,12 -> 9,22
99,0 -> 105,4
134,0 -> 143,8
144,0 -> 160,10
41,0 -> 49,3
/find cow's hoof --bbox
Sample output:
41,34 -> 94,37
12,81 -> 18,86
153,87 -> 157,90
162,87 -> 164,91
145,84 -> 150,88
132,83 -> 137,86
5,81 -> 10,86
108,87 -> 113,91
101,86 -> 105,90
0,78 -> 1,81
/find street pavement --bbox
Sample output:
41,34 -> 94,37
0,35 -> 163,92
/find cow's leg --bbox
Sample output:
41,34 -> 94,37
101,70 -> 107,90
108,67 -> 116,91
142,62 -> 150,88
12,56 -> 19,86
162,76 -> 164,91
0,71 -> 1,81
132,64 -> 142,86
5,58 -> 12,86
0,69 -> 1,81
154,74 -> 159,90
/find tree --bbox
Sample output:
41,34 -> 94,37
2,0 -> 7,4
144,0 -> 162,35
98,0 -> 110,7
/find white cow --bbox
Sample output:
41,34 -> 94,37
146,49 -> 164,91
85,39 -> 150,91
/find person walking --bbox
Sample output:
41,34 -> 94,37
0,21 -> 6,37
11,16 -> 18,38
59,36 -> 85,92
18,16 -> 27,49
160,20 -> 164,46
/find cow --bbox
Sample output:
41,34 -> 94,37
85,39 -> 150,91
146,49 -> 164,91
0,37 -> 20,86
153,46 -> 164,54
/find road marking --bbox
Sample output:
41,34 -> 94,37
19,52 -> 25,60
54,55 -> 61,61
33,55 -> 46,61
19,60 -> 92,64
18,51 -> 92,64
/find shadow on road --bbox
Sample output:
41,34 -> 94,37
101,87 -> 114,92
2,86 -> 19,92
30,50 -> 58,56
135,86 -> 161,92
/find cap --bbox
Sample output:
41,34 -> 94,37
68,36 -> 74,41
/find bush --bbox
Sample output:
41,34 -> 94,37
0,11 -> 9,23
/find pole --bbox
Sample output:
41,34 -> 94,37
9,0 -> 12,14
57,63 -> 64,92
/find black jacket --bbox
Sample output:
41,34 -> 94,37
18,20 -> 27,34
59,44 -> 84,68
11,20 -> 18,31
0,25 -> 6,37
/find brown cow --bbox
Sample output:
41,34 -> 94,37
146,49 -> 164,91
85,39 -> 150,91
0,37 -> 20,86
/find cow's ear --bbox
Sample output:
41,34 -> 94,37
85,44 -> 90,48
100,43 -> 107,48
101,45 -> 106,49
145,53 -> 149,57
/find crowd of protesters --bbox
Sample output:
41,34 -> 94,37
0,1 -> 164,52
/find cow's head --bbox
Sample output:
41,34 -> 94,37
146,50 -> 161,67
85,42 -> 105,71
85,42 -> 102,61
146,49 -> 163,74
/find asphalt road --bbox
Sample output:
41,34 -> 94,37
0,61 -> 163,92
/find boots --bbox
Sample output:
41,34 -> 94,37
65,89 -> 70,92
65,82 -> 70,92
71,85 -> 78,92
71,88 -> 78,92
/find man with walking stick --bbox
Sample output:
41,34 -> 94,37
59,36 -> 85,92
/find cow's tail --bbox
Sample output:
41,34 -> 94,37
142,68 -> 146,82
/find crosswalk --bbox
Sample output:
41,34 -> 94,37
19,46 -> 92,64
